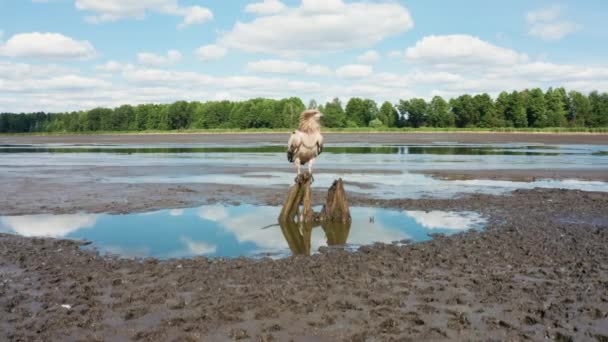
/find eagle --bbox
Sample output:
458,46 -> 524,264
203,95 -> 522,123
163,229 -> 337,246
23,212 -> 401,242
287,109 -> 324,176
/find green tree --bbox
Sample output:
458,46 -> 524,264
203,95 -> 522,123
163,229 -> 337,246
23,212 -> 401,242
494,91 -> 510,127
378,101 -> 399,127
368,118 -> 383,128
567,90 -> 591,126
506,91 -> 528,128
323,98 -> 346,128
589,91 -> 608,127
450,95 -> 475,128
473,94 -> 495,127
167,101 -> 191,129
398,98 -> 427,128
308,99 -> 318,109
345,98 -> 368,127
545,87 -> 567,127
427,96 -> 454,127
525,88 -> 547,127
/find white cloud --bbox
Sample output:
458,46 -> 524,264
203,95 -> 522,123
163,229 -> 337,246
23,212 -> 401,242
179,236 -> 216,255
169,209 -> 184,216
195,44 -> 227,61
406,34 -> 528,67
247,59 -> 331,76
74,0 -> 212,28
405,211 -> 485,230
137,49 -> 181,66
387,50 -> 402,58
357,50 -> 380,63
0,32 -> 96,59
0,214 -> 98,238
176,6 -> 213,29
526,6 -> 581,41
336,64 -> 373,79
221,0 -> 413,56
245,0 -> 286,15
95,60 -> 132,72
198,205 -> 228,221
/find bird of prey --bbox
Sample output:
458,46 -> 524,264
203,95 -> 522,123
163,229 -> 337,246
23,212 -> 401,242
287,109 -> 324,176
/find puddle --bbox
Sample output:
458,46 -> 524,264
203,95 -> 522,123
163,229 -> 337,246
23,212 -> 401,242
0,205 -> 485,259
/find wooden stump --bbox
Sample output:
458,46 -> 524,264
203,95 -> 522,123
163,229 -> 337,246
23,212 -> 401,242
277,174 -> 352,255
320,179 -> 351,224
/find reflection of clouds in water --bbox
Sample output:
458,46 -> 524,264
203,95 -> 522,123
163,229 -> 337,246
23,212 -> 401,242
198,205 -> 228,221
405,210 -> 484,230
103,245 -> 150,258
219,207 -> 286,251
179,236 -> 217,255
198,205 -> 299,253
169,209 -> 184,216
349,207 -> 409,244
0,214 -> 97,237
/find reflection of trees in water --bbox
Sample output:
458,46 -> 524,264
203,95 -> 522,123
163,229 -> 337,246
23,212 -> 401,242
278,220 -> 351,256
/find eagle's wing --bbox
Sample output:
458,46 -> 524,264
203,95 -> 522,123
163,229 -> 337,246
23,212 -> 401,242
316,133 -> 323,155
287,131 -> 302,162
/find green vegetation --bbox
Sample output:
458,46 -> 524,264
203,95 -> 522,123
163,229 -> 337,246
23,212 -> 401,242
1,88 -> 607,134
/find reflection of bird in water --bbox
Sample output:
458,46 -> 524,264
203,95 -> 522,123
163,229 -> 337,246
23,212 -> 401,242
369,216 -> 375,223
278,220 -> 351,256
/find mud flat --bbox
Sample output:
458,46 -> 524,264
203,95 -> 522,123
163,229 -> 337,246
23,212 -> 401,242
1,188 -> 608,341
2,132 -> 608,145
416,168 -> 608,182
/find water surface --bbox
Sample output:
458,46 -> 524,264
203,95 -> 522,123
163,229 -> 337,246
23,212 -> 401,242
2,142 -> 607,199
0,205 -> 485,259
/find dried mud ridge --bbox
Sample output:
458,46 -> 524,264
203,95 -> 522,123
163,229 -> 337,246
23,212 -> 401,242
2,188 -> 608,341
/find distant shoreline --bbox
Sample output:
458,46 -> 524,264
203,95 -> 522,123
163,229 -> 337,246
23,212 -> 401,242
1,131 -> 607,145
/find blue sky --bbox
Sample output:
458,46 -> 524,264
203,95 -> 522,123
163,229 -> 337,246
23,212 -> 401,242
0,0 -> 607,112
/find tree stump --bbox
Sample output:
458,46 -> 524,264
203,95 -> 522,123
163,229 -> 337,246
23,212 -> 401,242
277,173 -> 352,255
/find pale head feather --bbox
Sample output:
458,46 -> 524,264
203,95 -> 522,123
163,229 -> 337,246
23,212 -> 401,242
298,109 -> 322,134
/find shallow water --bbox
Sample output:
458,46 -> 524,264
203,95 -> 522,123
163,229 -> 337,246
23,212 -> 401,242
2,142 -> 608,198
0,205 -> 485,259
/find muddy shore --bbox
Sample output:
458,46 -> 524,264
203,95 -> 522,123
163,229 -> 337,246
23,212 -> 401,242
2,132 -> 608,145
1,188 -> 608,341
2,132 -> 608,340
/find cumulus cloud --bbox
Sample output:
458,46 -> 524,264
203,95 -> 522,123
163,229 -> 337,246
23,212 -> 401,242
245,0 -> 286,15
221,0 -> 413,56
336,64 -> 373,79
356,50 -> 380,63
73,0 -> 212,28
247,59 -> 331,76
406,34 -> 528,67
176,6 -> 213,29
195,44 -> 227,61
137,49 -> 181,66
387,50 -> 402,58
95,60 -> 133,72
0,32 -> 96,59
526,6 -> 581,41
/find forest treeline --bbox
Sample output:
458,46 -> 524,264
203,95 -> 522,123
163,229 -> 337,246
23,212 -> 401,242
1,88 -> 607,133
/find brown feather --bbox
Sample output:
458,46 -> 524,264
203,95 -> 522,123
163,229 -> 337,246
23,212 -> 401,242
298,109 -> 321,134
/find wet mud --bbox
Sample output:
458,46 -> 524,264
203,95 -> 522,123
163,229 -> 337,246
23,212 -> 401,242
1,188 -> 608,341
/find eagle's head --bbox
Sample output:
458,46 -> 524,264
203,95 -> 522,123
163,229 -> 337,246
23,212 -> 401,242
298,109 -> 323,133
300,109 -> 323,123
